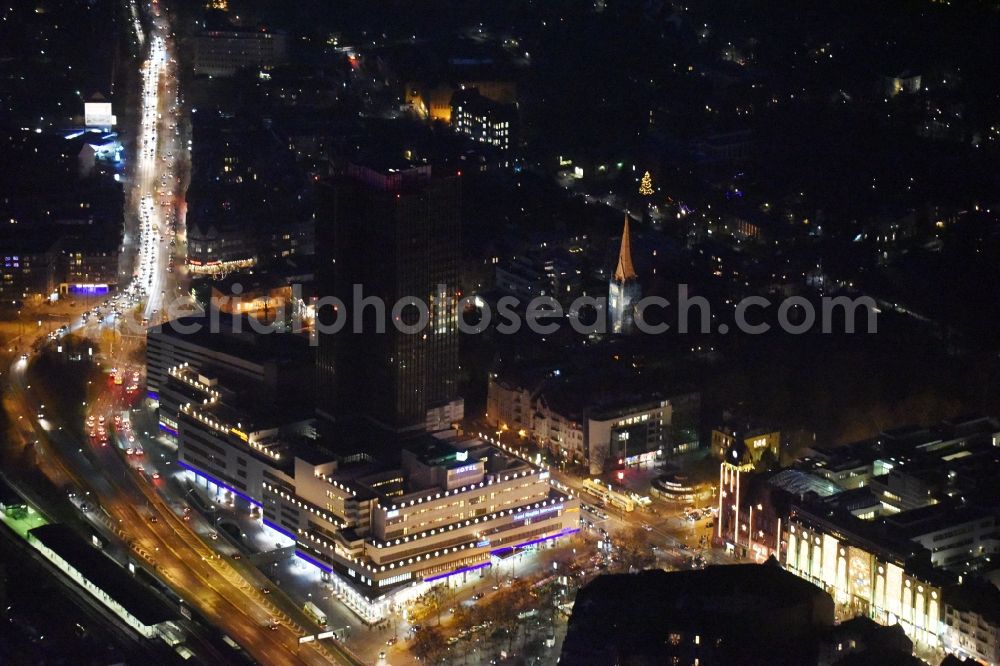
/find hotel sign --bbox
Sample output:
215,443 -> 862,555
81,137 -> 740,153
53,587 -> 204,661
519,504 -> 563,522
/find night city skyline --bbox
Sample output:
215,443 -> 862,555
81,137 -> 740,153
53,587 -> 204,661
2,1 -> 1000,665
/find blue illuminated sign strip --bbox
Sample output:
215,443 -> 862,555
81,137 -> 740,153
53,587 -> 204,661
68,284 -> 109,295
424,561 -> 491,583
147,390 -> 159,401
490,527 -> 580,556
517,503 -> 562,521
158,422 -> 177,436
263,519 -> 296,540
176,460 -> 262,507
295,550 -> 333,573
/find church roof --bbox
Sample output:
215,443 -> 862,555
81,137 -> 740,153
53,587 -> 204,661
613,215 -> 637,282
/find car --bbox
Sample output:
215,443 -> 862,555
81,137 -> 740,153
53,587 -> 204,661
152,472 -> 160,480
260,586 -> 271,594
149,515 -> 158,523
232,553 -> 241,560
386,637 -> 397,646
209,531 -> 218,540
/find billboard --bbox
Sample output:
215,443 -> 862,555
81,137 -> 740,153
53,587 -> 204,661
85,102 -> 114,127
848,546 -> 873,601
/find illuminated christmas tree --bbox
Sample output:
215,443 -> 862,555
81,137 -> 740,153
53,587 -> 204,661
639,170 -> 654,196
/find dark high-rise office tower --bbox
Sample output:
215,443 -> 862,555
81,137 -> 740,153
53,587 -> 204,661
317,162 -> 462,432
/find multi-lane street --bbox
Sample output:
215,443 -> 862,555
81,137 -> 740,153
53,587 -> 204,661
2,2 -> 359,664
6,356 -> 346,665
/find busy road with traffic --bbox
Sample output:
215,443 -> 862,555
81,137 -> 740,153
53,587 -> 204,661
3,1 -> 359,663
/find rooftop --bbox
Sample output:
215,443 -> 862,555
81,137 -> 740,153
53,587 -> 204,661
150,311 -> 312,366
0,476 -> 24,507
944,579 -> 1000,626
882,502 -> 992,539
563,561 -> 834,665
29,524 -> 174,627
768,469 -> 842,498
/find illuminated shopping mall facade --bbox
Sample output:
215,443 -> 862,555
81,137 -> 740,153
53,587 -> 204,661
288,441 -> 580,619
163,361 -> 579,621
714,447 -> 949,650
784,507 -> 945,648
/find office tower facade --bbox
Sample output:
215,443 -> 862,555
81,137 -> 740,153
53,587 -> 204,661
317,162 -> 462,431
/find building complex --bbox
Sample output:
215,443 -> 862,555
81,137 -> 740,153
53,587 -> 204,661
154,358 -> 577,621
487,369 -> 699,474
715,415 -> 1000,657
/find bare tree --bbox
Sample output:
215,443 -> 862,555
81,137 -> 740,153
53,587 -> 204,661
610,527 -> 656,572
427,584 -> 449,625
411,624 -> 448,662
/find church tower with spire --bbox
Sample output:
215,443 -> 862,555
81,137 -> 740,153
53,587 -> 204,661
608,215 -> 641,334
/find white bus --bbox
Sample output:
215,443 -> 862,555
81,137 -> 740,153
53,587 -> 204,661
582,479 -> 635,512
303,601 -> 327,627
582,479 -> 610,503
608,493 -> 635,513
